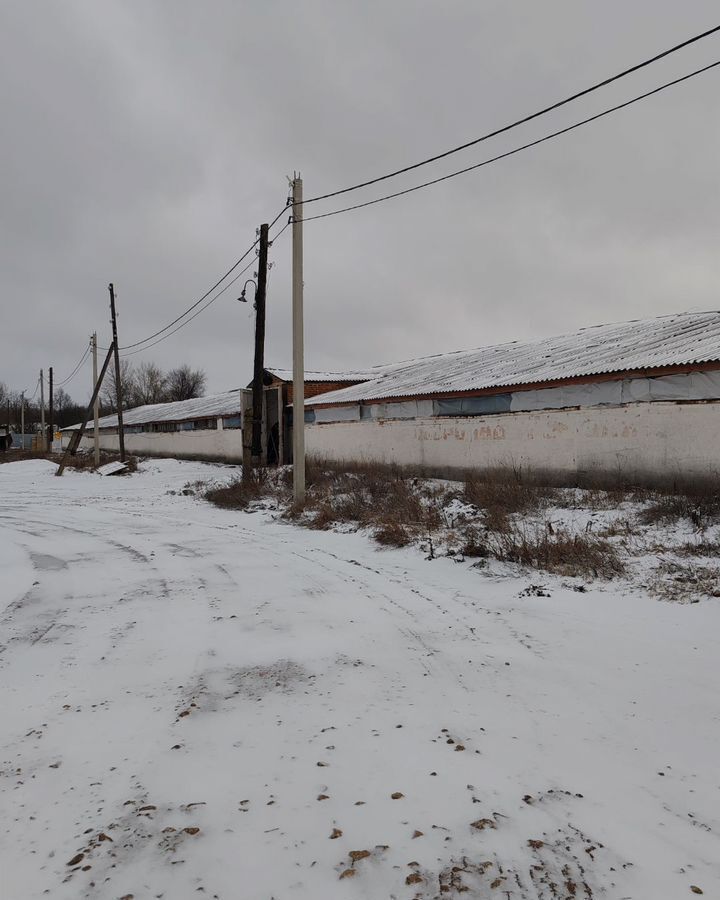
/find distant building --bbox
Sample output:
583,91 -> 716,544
61,370 -> 373,463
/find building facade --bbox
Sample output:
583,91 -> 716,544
303,312 -> 720,487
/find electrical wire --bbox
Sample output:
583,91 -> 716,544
298,58 -> 720,224
56,342 -> 92,387
22,376 -> 41,401
119,259 -> 256,357
118,204 -> 289,353
302,23 -> 720,206
120,213 -> 294,357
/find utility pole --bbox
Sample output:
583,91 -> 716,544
56,343 -> 115,476
292,174 -> 305,503
108,283 -> 126,461
251,223 -> 270,466
91,333 -> 100,466
20,392 -> 25,449
40,369 -> 45,451
48,366 -> 54,452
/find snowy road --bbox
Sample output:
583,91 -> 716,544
1,460 -> 719,900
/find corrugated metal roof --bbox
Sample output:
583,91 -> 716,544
265,366 -> 388,383
63,390 -> 244,431
306,311 -> 720,406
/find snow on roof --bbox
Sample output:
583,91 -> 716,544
63,390 -> 244,431
265,366 -> 388,383
306,311 -> 720,406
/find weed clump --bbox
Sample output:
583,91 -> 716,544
638,491 -> 720,527
464,472 -> 555,532
205,469 -> 277,510
487,523 -> 625,579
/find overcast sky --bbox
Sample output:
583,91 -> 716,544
2,1 -> 719,400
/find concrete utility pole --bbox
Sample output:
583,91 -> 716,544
292,175 -> 305,503
91,333 -> 100,466
48,366 -> 54,451
108,283 -> 126,461
56,343 -> 115,476
40,369 -> 45,451
251,223 -> 270,466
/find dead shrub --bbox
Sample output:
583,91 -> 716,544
460,525 -> 489,558
675,539 -> 720,558
638,491 -> 720,527
205,469 -> 274,510
374,521 -> 412,547
0,449 -> 52,465
487,522 -> 625,579
464,471 -> 556,530
648,560 -> 720,602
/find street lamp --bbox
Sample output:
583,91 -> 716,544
238,279 -> 257,306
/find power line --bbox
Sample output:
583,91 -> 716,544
56,342 -> 91,388
120,220 -> 293,358
119,259 -> 257,357
117,225 -> 290,359
22,376 -> 41,401
302,23 -> 720,206
118,243 -> 259,351
298,58 -> 720,224
118,205 -> 289,353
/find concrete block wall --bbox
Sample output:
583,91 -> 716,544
305,400 -> 720,486
64,420 -> 244,462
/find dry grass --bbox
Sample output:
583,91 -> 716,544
0,449 -> 53,465
374,521 -> 413,547
205,461 -> 631,577
486,522 -> 625,579
464,472 -> 557,533
459,525 -> 489,558
675,538 -> 720,558
647,560 -> 720,602
205,469 -> 279,510
638,490 -> 720,527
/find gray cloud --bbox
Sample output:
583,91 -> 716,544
2,0 -> 719,399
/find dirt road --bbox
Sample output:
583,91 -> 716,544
1,459 -> 718,899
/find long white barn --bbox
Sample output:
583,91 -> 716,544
65,311 -> 720,486
303,311 -> 720,487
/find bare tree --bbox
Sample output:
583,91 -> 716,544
133,361 -> 167,406
165,365 -> 206,402
101,358 -> 136,412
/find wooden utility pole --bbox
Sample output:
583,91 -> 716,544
292,175 -> 305,503
91,333 -> 100,466
251,223 -> 270,465
40,369 -> 45,451
48,366 -> 54,451
20,392 -> 25,449
108,283 -> 126,461
56,343 -> 115,476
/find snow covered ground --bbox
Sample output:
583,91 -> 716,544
1,459 -> 718,900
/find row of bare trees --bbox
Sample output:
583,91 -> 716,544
0,382 -> 85,431
0,362 -> 206,430
101,362 -> 206,412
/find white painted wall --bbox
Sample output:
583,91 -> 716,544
63,424 -> 243,461
305,401 -> 720,484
